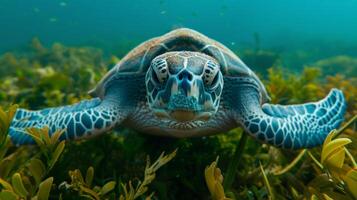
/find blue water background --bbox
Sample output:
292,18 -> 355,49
1,0 -> 357,57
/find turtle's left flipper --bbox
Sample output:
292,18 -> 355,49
228,78 -> 347,149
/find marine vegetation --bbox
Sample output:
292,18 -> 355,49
0,36 -> 356,199
306,55 -> 357,78
0,106 -> 177,200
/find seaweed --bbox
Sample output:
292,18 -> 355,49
0,38 -> 107,109
306,55 -> 357,78
0,106 -> 176,200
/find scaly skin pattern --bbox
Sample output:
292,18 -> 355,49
10,99 -> 123,145
9,73 -> 143,145
224,76 -> 346,149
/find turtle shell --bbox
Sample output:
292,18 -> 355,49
89,28 -> 270,103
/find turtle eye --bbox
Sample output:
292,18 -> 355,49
203,60 -> 219,86
151,58 -> 168,83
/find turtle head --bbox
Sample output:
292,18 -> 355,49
145,51 -> 223,122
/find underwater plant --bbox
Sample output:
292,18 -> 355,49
306,55 -> 357,78
265,67 -> 356,118
270,116 -> 357,200
0,105 -> 60,200
0,38 -> 107,109
0,105 -> 176,200
205,158 -> 232,200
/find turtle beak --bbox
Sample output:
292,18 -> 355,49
170,110 -> 196,122
154,109 -> 212,122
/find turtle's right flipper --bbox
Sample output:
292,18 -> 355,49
9,73 -> 146,146
9,98 -> 126,145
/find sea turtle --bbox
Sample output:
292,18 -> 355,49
9,28 -> 346,149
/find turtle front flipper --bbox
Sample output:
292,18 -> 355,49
9,98 -> 127,145
9,73 -> 145,145
227,77 -> 347,149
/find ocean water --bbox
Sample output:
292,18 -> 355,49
1,0 -> 357,57
1,1 -> 356,199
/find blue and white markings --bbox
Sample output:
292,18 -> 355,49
245,89 -> 346,149
9,98 -> 121,145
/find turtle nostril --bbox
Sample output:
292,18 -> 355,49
188,73 -> 193,81
178,70 -> 193,81
178,73 -> 183,80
